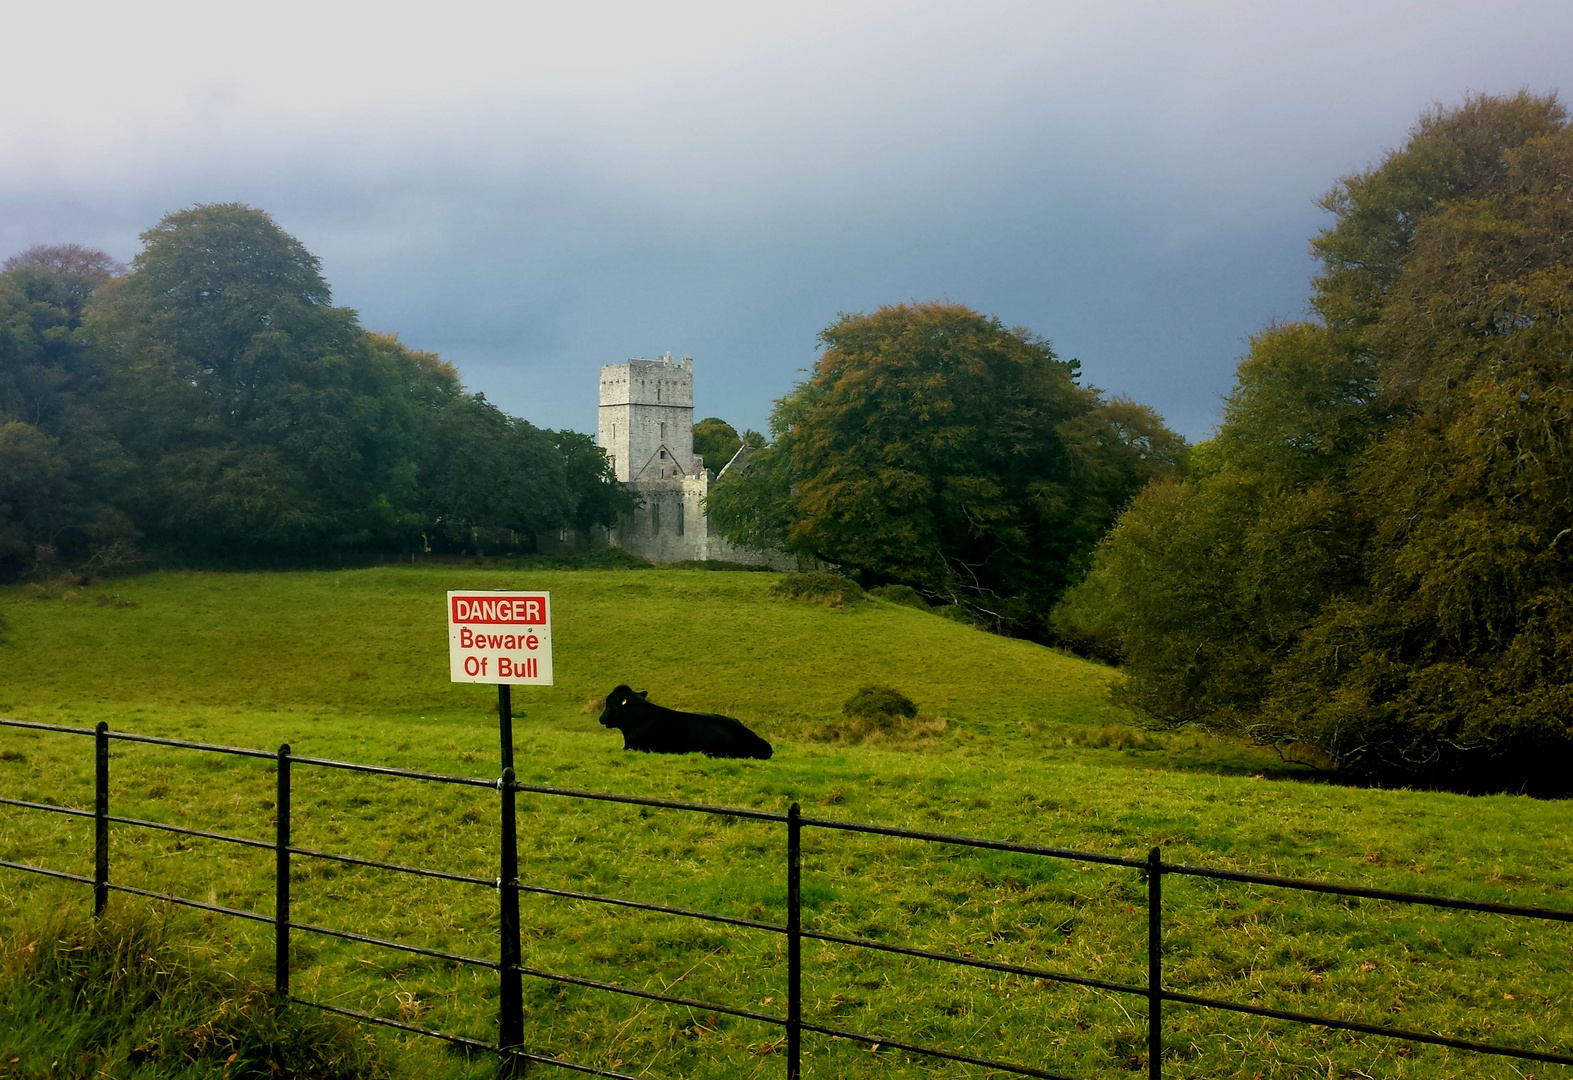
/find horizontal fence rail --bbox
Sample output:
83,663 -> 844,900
2,715 -> 1571,1078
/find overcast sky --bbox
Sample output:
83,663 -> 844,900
3,1 -> 1568,440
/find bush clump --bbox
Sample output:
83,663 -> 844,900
867,584 -> 927,609
767,572 -> 867,607
817,685 -> 943,746
843,684 -> 919,721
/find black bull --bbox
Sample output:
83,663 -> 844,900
598,685 -> 773,760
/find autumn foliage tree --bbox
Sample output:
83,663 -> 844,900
709,302 -> 1185,635
1054,92 -> 1573,792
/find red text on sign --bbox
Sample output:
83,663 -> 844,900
450,596 -> 546,625
457,628 -> 539,650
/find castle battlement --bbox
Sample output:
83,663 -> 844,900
599,352 -> 694,409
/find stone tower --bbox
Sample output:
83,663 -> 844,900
596,353 -> 786,566
598,353 -> 700,484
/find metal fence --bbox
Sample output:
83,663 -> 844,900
1,714 -> 1570,1079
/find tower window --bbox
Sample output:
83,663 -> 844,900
676,502 -> 685,536
660,421 -> 666,439
660,449 -> 666,459
651,501 -> 660,533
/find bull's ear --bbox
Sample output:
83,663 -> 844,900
637,690 -> 649,698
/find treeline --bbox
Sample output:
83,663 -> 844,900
0,204 -> 636,582
707,92 -> 1573,793
1053,92 -> 1573,793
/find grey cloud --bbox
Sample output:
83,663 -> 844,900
1,1 -> 1569,441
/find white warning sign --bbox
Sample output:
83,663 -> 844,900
447,591 -> 554,685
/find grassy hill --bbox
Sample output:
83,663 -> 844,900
0,568 -> 1569,1079
0,566 -> 1126,734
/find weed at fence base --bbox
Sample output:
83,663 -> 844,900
0,904 -> 390,1079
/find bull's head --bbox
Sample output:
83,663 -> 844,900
598,685 -> 648,728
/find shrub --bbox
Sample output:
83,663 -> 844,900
767,571 -> 867,607
813,685 -> 935,745
868,584 -> 927,609
843,684 -> 918,721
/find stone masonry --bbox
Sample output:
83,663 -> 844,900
598,353 -> 784,565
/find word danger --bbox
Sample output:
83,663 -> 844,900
450,596 -> 546,625
448,590 -> 553,685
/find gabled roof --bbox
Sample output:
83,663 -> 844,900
716,441 -> 756,481
633,444 -> 687,481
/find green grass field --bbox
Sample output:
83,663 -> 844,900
1,567 -> 1570,1079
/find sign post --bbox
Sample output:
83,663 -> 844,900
447,590 -> 551,1073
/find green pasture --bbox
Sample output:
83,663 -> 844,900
0,568 -> 1569,1079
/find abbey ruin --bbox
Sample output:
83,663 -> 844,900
598,354 -> 782,565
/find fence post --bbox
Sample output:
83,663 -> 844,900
498,684 -> 513,774
787,802 -> 801,1080
499,766 -> 523,1074
93,721 -> 109,917
1147,845 -> 1162,1080
275,744 -> 291,997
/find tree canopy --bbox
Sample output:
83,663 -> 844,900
1053,92 -> 1573,792
0,204 -> 632,577
692,417 -> 742,474
0,245 -> 135,580
708,302 -> 1185,635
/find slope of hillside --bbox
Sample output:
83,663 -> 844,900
1,569 -> 1570,1079
0,567 -> 1122,733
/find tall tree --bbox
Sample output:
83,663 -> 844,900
418,394 -> 572,554
709,302 -> 1185,633
1054,93 -> 1573,791
554,429 -> 640,536
88,204 -> 423,554
692,417 -> 742,474
0,247 -> 133,580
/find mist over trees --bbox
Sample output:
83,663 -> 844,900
0,204 -> 634,580
707,301 -> 1187,637
1053,92 -> 1573,793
